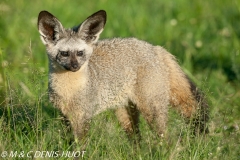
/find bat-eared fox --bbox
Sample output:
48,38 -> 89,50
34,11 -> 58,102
37,10 -> 209,146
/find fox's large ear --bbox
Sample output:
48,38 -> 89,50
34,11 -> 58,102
77,10 -> 106,44
38,11 -> 65,45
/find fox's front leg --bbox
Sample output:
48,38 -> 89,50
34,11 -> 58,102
68,112 -> 91,149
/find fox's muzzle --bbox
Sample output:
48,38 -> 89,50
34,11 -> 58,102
56,51 -> 82,72
69,61 -> 81,72
62,61 -> 81,72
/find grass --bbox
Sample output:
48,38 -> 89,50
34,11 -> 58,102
0,0 -> 240,159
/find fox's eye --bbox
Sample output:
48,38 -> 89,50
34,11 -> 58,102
77,51 -> 84,57
60,51 -> 69,57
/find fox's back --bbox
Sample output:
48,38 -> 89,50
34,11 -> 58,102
93,38 -> 158,65
86,38 -> 171,111
90,38 -> 169,78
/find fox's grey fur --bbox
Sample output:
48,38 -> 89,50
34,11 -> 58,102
38,10 -> 209,145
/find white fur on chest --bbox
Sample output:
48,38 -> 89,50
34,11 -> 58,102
49,65 -> 88,101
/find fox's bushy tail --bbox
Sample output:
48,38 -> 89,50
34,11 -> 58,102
187,80 -> 209,134
160,49 -> 209,134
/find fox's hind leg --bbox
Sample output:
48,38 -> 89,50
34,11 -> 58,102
115,102 -> 140,144
137,99 -> 169,138
135,64 -> 170,139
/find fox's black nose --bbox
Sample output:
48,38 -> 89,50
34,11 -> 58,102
72,64 -> 78,69
69,60 -> 80,72
71,62 -> 79,69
